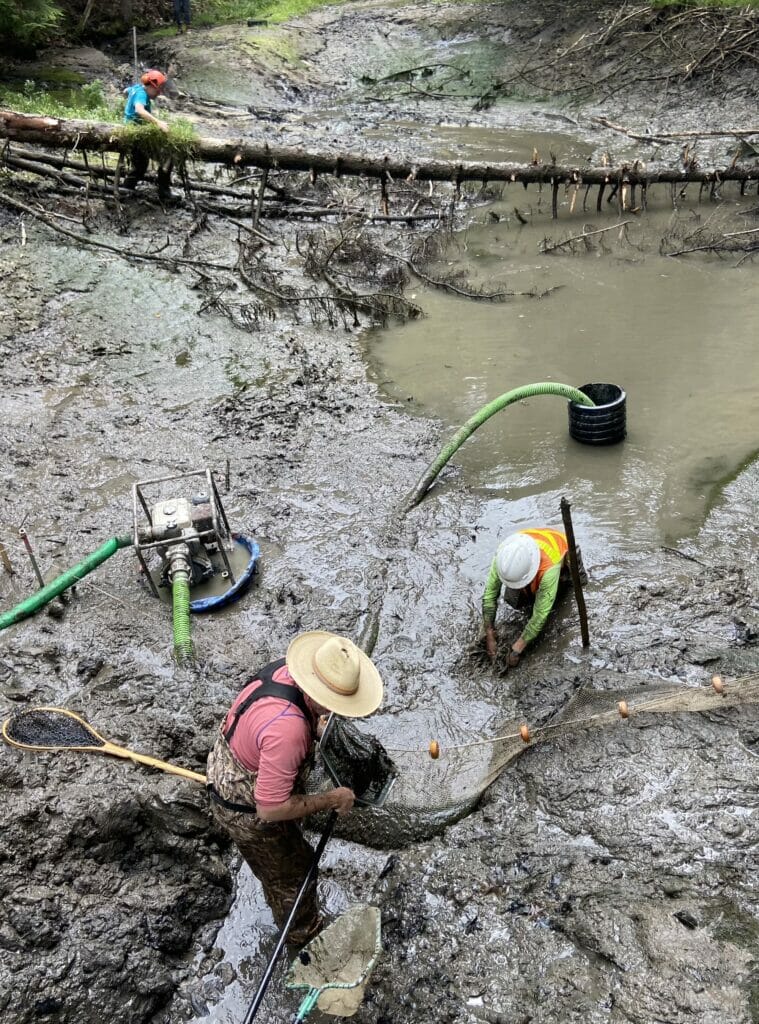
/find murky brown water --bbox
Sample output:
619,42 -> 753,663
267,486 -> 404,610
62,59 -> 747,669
364,183 -> 759,550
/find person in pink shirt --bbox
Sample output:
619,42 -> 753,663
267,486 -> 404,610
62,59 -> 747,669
206,631 -> 384,947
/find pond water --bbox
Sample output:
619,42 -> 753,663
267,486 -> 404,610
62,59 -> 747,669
363,171 -> 759,552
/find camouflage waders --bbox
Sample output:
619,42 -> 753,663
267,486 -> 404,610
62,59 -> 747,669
207,731 -> 320,947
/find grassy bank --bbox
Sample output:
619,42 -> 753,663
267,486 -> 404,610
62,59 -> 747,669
0,79 -> 114,119
0,81 -> 198,163
187,0 -> 349,26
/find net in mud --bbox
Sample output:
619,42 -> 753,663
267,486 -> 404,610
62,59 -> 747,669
380,673 -> 759,814
320,718 -> 398,807
3,708 -> 106,750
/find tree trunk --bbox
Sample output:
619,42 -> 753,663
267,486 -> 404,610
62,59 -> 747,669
2,109 -> 758,189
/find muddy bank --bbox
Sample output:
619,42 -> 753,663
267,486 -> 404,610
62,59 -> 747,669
1,2 -> 758,1023
0,216 -> 432,1022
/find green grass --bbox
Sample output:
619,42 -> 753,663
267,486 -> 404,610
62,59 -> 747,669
121,119 -> 199,162
0,79 -> 116,120
144,24 -> 181,38
192,0 -> 348,26
0,83 -> 199,163
25,66 -> 86,85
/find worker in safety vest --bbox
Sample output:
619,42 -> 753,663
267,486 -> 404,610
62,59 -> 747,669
206,632 -> 383,947
483,527 -> 582,665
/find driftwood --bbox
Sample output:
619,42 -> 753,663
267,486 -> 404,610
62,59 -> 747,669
592,116 -> 759,143
2,110 -> 759,191
541,220 -> 633,253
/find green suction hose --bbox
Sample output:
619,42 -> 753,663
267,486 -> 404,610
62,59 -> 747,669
403,382 -> 595,510
171,574 -> 194,664
0,535 -> 132,631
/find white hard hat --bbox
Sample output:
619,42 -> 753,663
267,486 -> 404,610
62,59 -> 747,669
495,534 -> 541,589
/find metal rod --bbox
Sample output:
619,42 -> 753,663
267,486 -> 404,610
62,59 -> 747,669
19,529 -> 45,589
560,496 -> 590,648
244,811 -> 338,1023
137,469 -> 208,488
132,27 -> 138,78
206,470 -> 235,582
135,546 -> 159,599
209,469 -> 233,539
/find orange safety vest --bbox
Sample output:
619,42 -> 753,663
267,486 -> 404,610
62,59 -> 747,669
521,528 -> 568,594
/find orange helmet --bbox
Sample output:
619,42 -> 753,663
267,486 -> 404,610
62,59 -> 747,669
141,69 -> 167,89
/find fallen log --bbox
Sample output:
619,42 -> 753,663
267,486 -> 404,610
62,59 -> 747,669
2,110 -> 759,190
1,153 -> 444,224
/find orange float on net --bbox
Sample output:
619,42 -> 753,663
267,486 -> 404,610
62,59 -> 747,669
428,740 -> 440,760
711,675 -> 724,695
618,700 -> 629,719
519,724 -> 531,744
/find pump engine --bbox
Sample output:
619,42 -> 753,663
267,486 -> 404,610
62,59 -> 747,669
132,469 -> 236,597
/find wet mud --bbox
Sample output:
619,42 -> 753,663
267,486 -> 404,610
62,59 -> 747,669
1,2 -> 758,1022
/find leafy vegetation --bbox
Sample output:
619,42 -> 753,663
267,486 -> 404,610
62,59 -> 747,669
0,79 -> 115,119
192,0 -> 348,26
0,80 -> 198,163
0,0 -> 61,47
121,119 -> 199,162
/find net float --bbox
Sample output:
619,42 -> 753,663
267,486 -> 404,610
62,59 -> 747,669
428,740 -> 440,760
711,675 -> 724,695
519,724 -> 530,744
618,700 -> 629,719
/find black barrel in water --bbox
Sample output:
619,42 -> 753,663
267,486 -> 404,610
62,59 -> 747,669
568,383 -> 626,446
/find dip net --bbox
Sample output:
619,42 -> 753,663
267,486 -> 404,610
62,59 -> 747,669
2,707 -> 107,751
380,673 -> 759,814
319,718 -> 397,808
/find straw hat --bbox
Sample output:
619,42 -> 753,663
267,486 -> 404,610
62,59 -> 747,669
286,632 -> 383,718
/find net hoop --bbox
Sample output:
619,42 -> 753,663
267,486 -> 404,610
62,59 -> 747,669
2,706 -> 109,753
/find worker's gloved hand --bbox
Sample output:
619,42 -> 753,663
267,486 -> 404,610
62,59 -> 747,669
507,649 -> 521,668
330,787 -> 355,816
485,627 -> 497,662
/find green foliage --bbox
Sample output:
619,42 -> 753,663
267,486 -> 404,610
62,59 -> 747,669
120,119 -> 199,163
261,0 -> 348,24
192,0 -> 347,26
79,79 -> 106,109
0,0 -> 61,47
193,0 -> 267,24
30,66 -> 85,85
0,79 -> 116,120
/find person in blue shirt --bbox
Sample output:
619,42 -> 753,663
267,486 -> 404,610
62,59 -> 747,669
123,69 -> 173,201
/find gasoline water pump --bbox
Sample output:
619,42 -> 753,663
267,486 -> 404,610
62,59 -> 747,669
0,466 -> 259,662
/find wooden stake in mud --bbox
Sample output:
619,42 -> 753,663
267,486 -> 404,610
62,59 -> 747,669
0,540 -> 14,576
252,167 -> 268,229
19,528 -> 45,589
560,496 -> 590,648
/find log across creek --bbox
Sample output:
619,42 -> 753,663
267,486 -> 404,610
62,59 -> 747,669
2,109 -> 758,211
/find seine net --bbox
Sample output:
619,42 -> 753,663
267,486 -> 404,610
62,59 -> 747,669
379,674 -> 759,814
